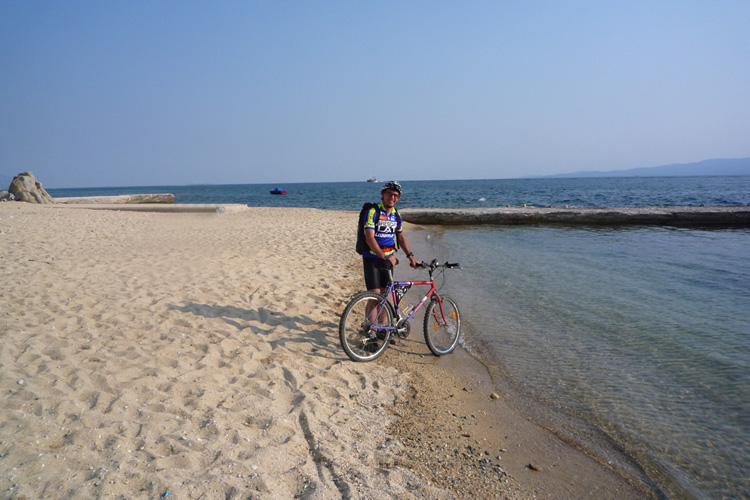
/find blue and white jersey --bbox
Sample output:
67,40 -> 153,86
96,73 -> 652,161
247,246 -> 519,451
363,202 -> 402,258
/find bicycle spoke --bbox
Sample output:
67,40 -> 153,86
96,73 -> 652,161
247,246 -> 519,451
423,295 -> 461,356
339,292 -> 394,361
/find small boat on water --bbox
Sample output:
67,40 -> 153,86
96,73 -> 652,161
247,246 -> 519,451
367,177 -> 378,182
270,187 -> 287,195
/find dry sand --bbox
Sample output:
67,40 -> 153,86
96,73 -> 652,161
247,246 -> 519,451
0,203 -> 657,499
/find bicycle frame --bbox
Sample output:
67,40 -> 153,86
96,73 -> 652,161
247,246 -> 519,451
369,266 -> 450,333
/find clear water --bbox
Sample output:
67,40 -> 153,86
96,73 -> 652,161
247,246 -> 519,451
421,224 -> 750,500
49,176 -> 750,498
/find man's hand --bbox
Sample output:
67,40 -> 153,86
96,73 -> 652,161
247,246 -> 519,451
386,254 -> 399,268
408,255 -> 419,269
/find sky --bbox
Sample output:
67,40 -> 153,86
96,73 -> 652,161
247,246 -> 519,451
1,1 -> 749,189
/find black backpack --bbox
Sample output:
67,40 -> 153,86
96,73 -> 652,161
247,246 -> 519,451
355,202 -> 401,255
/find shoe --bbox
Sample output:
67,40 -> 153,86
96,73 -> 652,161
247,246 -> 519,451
375,330 -> 396,345
363,339 -> 378,353
375,331 -> 397,345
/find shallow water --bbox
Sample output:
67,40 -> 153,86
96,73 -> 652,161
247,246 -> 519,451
422,225 -> 750,499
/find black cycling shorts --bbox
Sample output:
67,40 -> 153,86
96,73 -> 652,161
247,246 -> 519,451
362,257 -> 391,290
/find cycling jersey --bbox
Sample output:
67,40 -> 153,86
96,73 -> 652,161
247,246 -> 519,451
363,202 -> 402,258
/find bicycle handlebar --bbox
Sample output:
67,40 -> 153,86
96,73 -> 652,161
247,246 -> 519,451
418,259 -> 460,269
382,258 -> 460,271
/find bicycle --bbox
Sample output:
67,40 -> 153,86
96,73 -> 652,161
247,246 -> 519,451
338,259 -> 461,362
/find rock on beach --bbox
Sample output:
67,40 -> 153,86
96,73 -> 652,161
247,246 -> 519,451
7,171 -> 54,204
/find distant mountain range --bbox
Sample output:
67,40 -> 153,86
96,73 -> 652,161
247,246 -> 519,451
546,158 -> 750,178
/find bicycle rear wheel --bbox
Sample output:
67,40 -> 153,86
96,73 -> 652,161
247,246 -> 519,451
423,295 -> 461,356
339,292 -> 395,362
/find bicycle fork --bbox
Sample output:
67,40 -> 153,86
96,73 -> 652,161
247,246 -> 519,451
428,294 -> 453,329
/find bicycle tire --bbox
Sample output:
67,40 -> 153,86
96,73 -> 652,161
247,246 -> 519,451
339,291 -> 395,362
423,295 -> 461,356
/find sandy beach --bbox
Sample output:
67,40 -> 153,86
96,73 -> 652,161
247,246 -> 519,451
0,203 -> 657,499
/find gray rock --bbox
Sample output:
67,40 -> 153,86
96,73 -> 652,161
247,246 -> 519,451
8,172 -> 54,204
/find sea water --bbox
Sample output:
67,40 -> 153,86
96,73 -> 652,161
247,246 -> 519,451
49,177 -> 750,498
48,175 -> 750,209
419,224 -> 749,500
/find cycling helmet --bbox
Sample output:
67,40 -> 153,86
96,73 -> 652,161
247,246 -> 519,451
381,180 -> 402,195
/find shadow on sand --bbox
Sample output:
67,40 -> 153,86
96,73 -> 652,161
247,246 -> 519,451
168,303 -> 343,359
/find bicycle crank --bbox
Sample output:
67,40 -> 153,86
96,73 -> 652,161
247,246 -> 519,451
395,319 -> 411,339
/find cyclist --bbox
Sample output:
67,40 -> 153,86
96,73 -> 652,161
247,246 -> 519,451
362,181 -> 420,294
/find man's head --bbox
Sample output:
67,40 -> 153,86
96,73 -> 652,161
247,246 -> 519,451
380,181 -> 401,208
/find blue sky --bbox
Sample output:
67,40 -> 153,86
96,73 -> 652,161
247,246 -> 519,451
2,1 -> 749,188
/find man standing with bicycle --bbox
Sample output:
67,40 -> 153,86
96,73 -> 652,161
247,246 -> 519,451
362,181 -> 420,293
341,181 -> 460,360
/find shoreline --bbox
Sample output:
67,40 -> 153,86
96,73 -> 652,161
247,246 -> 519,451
396,224 -> 663,499
0,203 -> 658,499
440,331 -> 669,499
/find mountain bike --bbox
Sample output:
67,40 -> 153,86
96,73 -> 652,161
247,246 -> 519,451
339,259 -> 461,362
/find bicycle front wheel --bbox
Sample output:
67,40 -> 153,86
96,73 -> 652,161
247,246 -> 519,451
423,295 -> 461,356
339,292 -> 395,362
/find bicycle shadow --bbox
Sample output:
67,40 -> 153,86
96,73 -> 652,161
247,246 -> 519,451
168,303 -> 343,359
386,335 -> 435,359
